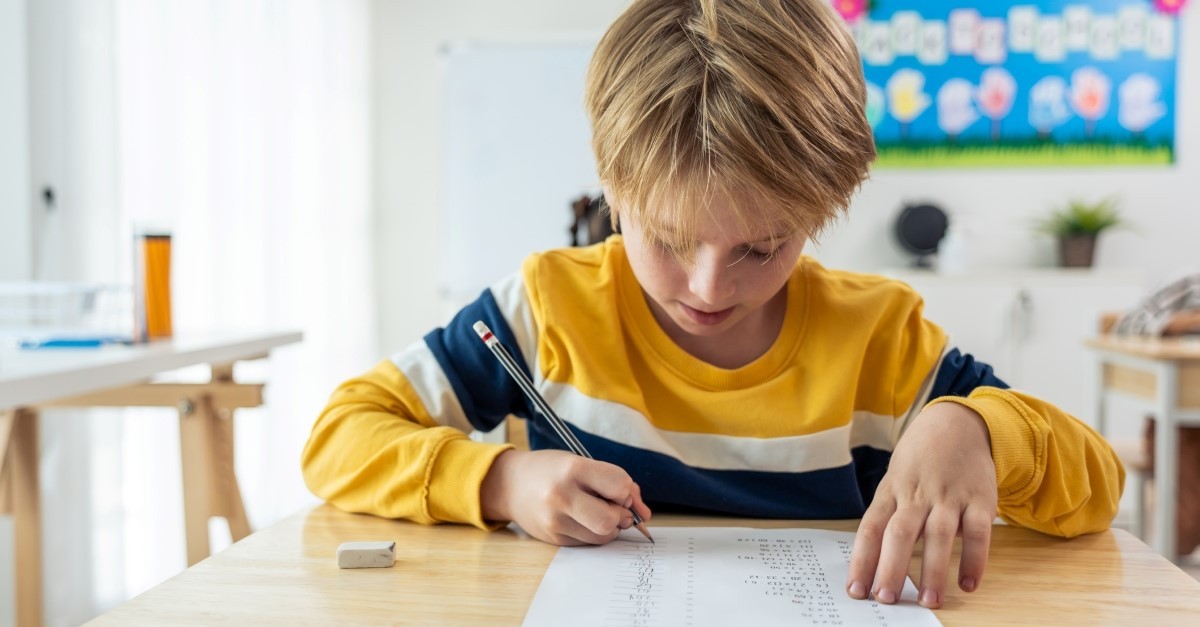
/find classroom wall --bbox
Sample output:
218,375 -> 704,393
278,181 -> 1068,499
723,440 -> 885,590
0,0 -> 26,613
26,0 -> 122,284
373,0 -> 1200,358
0,0 -> 31,282
371,0 -> 632,355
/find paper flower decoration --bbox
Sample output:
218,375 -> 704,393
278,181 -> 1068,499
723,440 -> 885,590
1029,76 -> 1072,136
886,69 -> 931,130
975,68 -> 1017,120
831,0 -> 867,22
1153,0 -> 1187,15
937,78 -> 979,138
864,82 -> 886,129
1070,67 -> 1112,136
974,68 -> 1016,140
1118,73 -> 1166,134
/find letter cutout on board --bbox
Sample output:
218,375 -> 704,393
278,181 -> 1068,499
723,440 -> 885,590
948,8 -> 980,55
1035,16 -> 1067,62
917,20 -> 948,65
1064,5 -> 1092,51
891,11 -> 921,56
1090,15 -> 1119,60
975,19 -> 1007,64
1117,5 -> 1148,50
1008,6 -> 1039,52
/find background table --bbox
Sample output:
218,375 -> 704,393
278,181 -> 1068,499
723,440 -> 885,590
89,504 -> 1200,626
0,330 -> 302,627
1087,335 -> 1200,559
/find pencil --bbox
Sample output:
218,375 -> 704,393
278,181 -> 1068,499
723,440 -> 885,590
473,321 -> 654,543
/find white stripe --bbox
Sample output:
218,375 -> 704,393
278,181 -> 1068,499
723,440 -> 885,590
895,342 -> 951,444
390,343 -> 473,433
541,382 -> 903,473
488,272 -> 539,374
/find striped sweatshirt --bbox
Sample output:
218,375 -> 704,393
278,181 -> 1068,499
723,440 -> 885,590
301,237 -> 1123,537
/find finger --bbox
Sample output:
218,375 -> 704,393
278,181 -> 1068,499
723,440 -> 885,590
575,459 -> 653,522
577,459 -> 638,503
557,513 -> 622,546
546,532 -> 589,547
957,504 -> 993,592
568,487 -> 628,537
628,481 -> 653,521
916,506 -> 960,609
872,506 -> 927,605
535,515 -> 591,547
847,497 -> 896,600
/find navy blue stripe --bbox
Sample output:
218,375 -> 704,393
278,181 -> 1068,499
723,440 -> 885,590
423,288 -> 533,433
929,347 -> 1008,399
526,421 -> 891,519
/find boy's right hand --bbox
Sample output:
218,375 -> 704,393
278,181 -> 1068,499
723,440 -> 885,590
480,449 -> 652,546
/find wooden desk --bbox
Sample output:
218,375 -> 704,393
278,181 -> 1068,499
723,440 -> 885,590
89,504 -> 1200,626
0,330 -> 302,627
1087,336 -> 1200,559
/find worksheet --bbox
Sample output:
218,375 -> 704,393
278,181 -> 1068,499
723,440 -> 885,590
522,527 -> 940,627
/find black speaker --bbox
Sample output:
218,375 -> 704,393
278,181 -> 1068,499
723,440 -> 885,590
894,203 -> 949,268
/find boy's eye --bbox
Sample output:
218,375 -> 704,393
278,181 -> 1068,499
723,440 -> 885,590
737,245 -> 779,264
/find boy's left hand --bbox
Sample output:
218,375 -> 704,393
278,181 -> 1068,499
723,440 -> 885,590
846,402 -> 998,609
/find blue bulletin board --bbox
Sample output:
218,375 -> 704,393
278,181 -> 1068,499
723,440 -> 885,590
833,0 -> 1182,166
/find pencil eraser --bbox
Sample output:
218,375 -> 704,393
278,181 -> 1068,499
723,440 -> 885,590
336,541 -> 396,569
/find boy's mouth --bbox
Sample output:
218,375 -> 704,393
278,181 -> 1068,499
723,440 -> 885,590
679,303 -> 735,326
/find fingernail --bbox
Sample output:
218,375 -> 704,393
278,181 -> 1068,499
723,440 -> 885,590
919,588 -> 939,608
619,517 -> 632,529
624,496 -> 633,508
960,576 -> 976,592
847,581 -> 866,598
876,588 -> 897,604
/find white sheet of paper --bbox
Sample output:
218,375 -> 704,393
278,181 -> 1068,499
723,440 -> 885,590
523,527 -> 941,627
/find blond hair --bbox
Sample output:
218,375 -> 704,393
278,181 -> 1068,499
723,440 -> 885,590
585,0 -> 874,253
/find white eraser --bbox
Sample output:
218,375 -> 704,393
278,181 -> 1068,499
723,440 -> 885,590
337,541 -> 396,569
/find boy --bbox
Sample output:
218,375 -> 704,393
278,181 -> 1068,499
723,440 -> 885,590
302,0 -> 1122,611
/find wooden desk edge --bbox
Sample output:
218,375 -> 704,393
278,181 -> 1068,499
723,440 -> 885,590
86,506 -> 1200,626
1085,336 -> 1200,361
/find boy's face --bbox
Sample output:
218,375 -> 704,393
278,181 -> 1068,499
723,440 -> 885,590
618,191 -> 807,343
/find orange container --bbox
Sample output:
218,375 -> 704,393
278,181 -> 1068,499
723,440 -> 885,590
134,233 -> 173,341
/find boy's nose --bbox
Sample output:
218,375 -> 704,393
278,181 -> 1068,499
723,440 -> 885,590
687,251 -> 735,305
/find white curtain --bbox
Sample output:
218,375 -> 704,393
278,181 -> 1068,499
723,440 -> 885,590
14,1 -> 375,624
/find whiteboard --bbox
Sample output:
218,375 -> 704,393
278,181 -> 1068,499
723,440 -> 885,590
440,40 -> 601,301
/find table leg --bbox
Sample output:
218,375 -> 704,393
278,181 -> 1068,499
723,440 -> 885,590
1152,362 -> 1179,561
179,392 -> 254,565
179,396 -> 215,565
208,364 -> 251,542
211,405 -> 251,542
1,409 -> 43,627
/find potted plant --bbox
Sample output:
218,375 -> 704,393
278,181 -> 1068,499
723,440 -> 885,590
1036,197 -> 1123,268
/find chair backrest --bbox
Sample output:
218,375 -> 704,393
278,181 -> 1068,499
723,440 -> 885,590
569,194 -> 615,247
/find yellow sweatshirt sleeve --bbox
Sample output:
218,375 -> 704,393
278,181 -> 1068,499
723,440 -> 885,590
930,387 -> 1125,537
300,359 -> 513,530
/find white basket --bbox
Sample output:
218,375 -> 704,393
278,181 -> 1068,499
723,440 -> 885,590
0,282 -> 134,341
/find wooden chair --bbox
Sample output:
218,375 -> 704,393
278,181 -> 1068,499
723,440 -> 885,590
1109,435 -> 1151,540
505,416 -> 530,451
